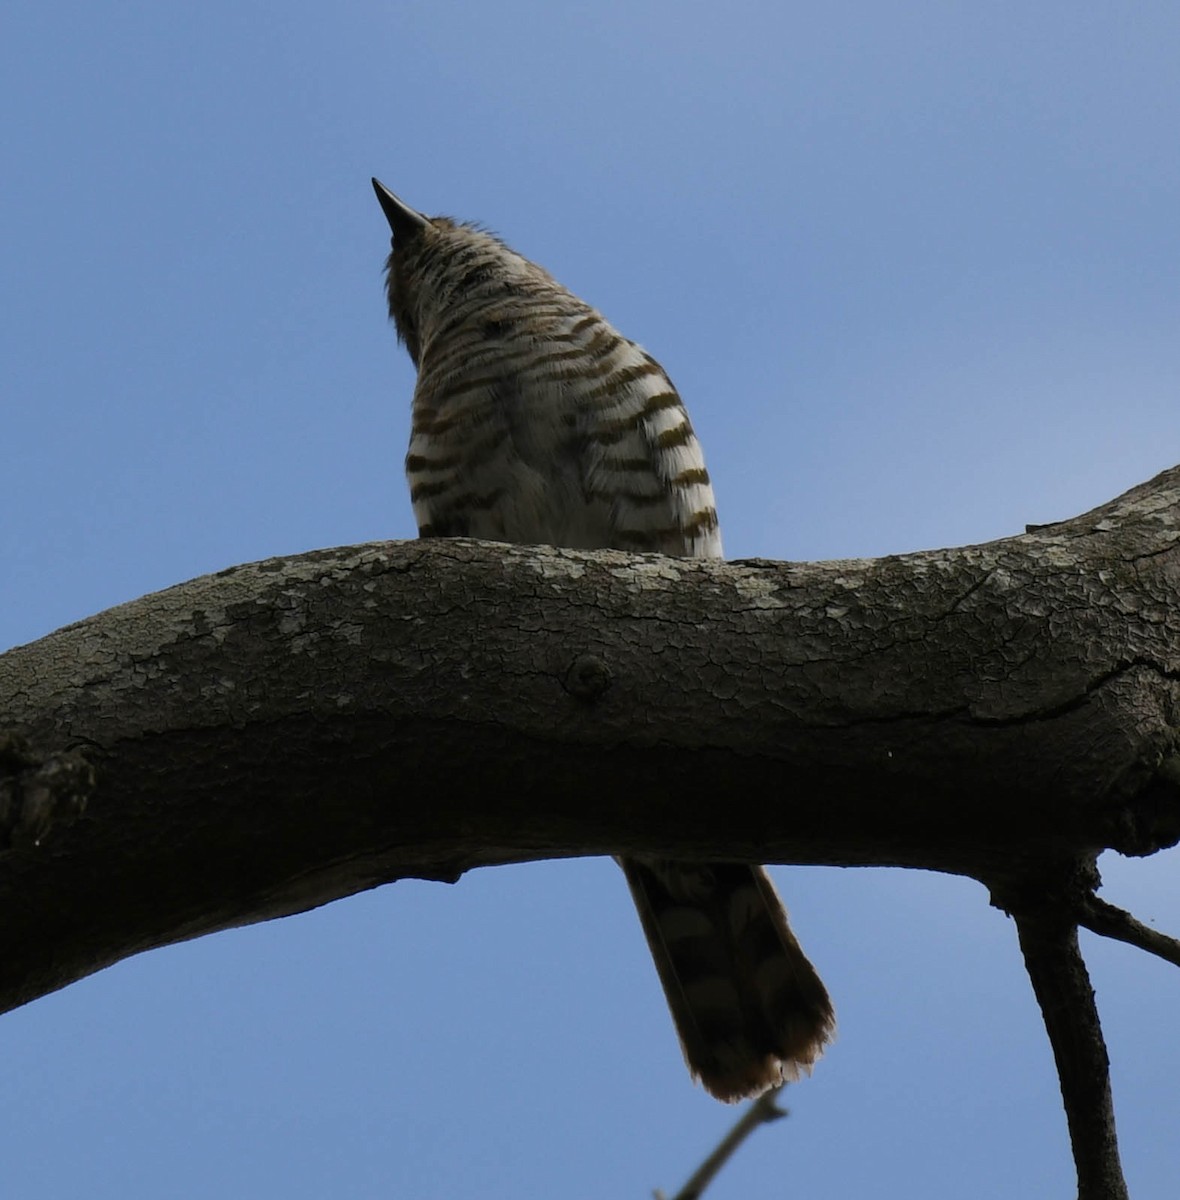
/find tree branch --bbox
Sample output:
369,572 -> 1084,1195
1,467 -> 1179,1012
1013,900 -> 1129,1200
1078,895 -> 1180,968
3,465 -> 1180,1196
654,1085 -> 787,1200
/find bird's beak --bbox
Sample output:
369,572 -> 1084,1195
372,178 -> 431,241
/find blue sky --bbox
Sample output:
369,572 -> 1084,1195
3,3 -> 1180,1197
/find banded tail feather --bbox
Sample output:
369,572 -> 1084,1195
619,858 -> 834,1100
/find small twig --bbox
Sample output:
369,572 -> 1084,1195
1013,905 -> 1129,1200
653,1086 -> 788,1200
1077,894 -> 1180,968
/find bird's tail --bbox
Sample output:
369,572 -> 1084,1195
618,857 -> 835,1102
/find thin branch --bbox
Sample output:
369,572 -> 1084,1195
653,1086 -> 787,1200
1013,906 -> 1128,1200
1078,895 -> 1180,968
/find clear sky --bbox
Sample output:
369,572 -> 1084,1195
4,3 -> 1180,1197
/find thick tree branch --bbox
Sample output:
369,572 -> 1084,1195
4,466 -> 1180,1198
1,467 -> 1179,1019
2,464 -> 1180,1200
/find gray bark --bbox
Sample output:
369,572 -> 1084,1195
3,463 -> 1180,1200
2,466 -> 1179,1013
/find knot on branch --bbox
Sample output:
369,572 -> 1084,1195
1108,754 -> 1180,857
0,731 -> 96,851
987,856 -> 1101,923
563,654 -> 613,702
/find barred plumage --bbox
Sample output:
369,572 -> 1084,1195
373,178 -> 834,1101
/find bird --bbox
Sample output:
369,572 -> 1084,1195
372,178 -> 835,1101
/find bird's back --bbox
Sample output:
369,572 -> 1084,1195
392,215 -> 722,557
